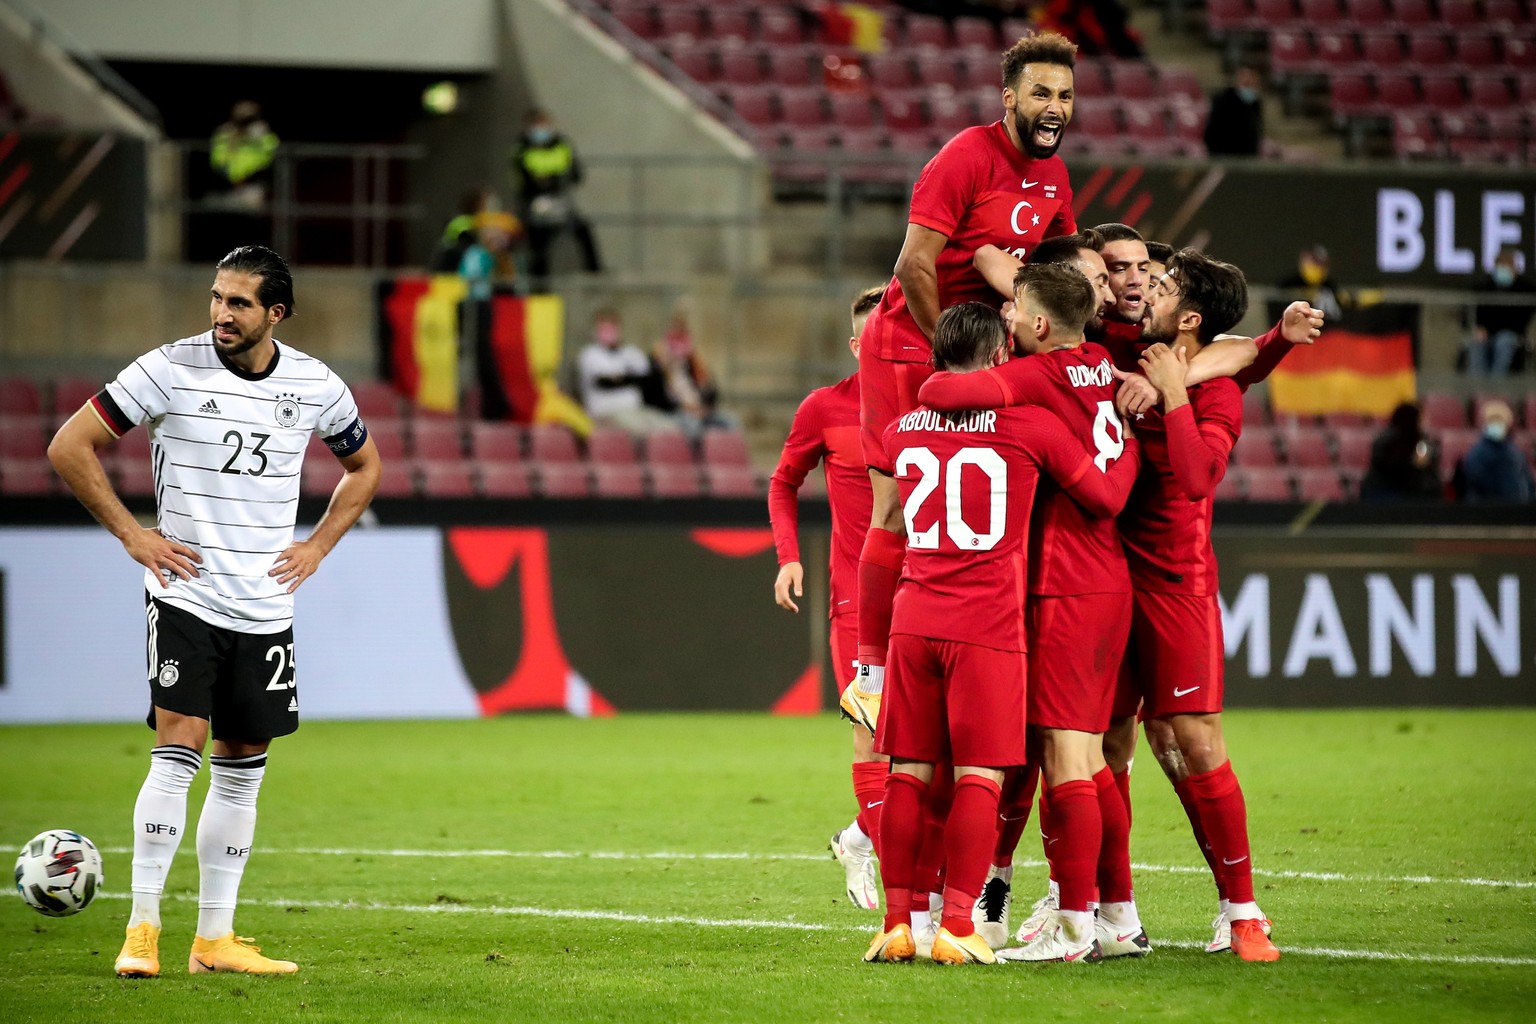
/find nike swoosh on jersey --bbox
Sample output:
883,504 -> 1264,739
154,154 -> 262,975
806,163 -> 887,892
1021,179 -> 1039,189
1172,685 -> 1200,697
866,801 -> 884,809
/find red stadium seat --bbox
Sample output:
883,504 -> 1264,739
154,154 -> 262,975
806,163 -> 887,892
1484,0 -> 1526,27
929,95 -> 977,137
829,93 -> 876,130
411,419 -> 464,461
0,376 -> 42,415
957,48 -> 1002,91
1234,428 -> 1281,467
668,45 -> 717,84
469,422 -> 525,463
366,418 -> 407,460
349,380 -> 402,419
1075,104 -> 1121,138
700,429 -> 751,467
530,424 -> 581,464
1467,75 -> 1514,110
0,457 -> 53,495
1343,0 -> 1389,25
592,463 -> 647,498
704,464 -> 760,498
1269,31 -> 1312,76
780,88 -> 827,127
1454,34 -> 1501,71
118,459 -> 157,497
51,376 -> 100,417
656,5 -> 705,41
375,461 -> 416,498
920,56 -> 963,93
607,2 -> 657,40
880,96 -> 928,133
1242,388 -> 1272,427
1419,393 -> 1467,430
867,53 -> 915,90
1359,33 -> 1405,68
903,14 -> 950,49
1406,31 -> 1453,67
419,461 -> 476,499
1111,62 -> 1158,101
1294,468 -> 1345,502
536,462 -> 591,498
642,430 -> 694,468
766,49 -> 814,87
1329,74 -> 1373,118
0,415 -> 46,458
300,457 -> 340,498
725,85 -> 777,126
477,463 -> 533,499
1506,39 -> 1536,71
719,48 -> 764,87
1387,0 -> 1432,25
1284,427 -> 1334,467
1251,0 -> 1298,26
1313,30 -> 1361,72
1297,0 -> 1343,23
1243,467 -> 1295,502
953,18 -> 998,50
1421,76 -> 1466,113
759,9 -> 806,46
708,8 -> 753,42
648,464 -> 702,498
1437,0 -> 1479,28
108,426 -> 153,473
1392,112 -> 1442,159
1072,62 -> 1110,97
1334,428 -> 1375,469
1161,68 -> 1204,104
1372,73 -> 1421,112
1205,0 -> 1253,35
587,426 -> 637,465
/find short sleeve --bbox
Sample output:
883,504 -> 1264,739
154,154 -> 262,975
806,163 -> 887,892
318,376 -> 368,457
96,348 -> 173,436
906,135 -> 978,238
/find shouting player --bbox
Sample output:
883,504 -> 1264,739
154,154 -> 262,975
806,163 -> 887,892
863,302 -> 1139,966
48,246 -> 382,977
769,285 -> 884,910
847,31 -> 1080,740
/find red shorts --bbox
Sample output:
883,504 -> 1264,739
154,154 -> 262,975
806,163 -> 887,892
877,633 -> 1027,767
829,611 -> 857,691
859,344 -> 934,473
1113,589 -> 1224,719
1028,592 -> 1131,733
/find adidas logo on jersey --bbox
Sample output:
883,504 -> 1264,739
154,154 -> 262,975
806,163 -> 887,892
198,399 -> 222,415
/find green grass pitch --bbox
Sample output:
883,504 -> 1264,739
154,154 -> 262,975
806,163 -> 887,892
3,710 -> 1534,1023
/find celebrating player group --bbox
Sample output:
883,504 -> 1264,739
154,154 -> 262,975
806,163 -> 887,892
769,30 -> 1325,967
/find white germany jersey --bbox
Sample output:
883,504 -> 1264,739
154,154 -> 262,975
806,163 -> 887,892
92,332 -> 365,633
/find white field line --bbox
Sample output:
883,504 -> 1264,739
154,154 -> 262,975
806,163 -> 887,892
98,847 -> 1536,890
81,891 -> 1536,968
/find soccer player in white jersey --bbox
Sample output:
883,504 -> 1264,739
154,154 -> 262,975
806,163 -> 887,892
48,246 -> 382,977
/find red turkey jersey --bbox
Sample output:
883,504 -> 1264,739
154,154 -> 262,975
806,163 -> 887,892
768,373 -> 871,618
1118,380 -> 1243,597
863,122 -> 1076,364
917,341 -> 1131,597
882,404 -> 1138,652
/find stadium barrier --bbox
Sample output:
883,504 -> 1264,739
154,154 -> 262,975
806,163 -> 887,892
1,505 -> 1531,724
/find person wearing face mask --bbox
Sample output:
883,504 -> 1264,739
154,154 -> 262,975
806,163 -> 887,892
513,108 -> 602,288
1203,66 -> 1264,158
1453,400 -> 1534,502
1464,248 -> 1535,377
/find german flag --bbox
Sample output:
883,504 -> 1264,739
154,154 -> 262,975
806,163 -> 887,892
376,278 -> 589,433
1267,301 -> 1417,418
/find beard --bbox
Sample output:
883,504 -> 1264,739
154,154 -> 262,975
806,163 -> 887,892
1017,108 -> 1066,159
214,329 -> 262,357
1139,314 -> 1178,346
1082,315 -> 1106,342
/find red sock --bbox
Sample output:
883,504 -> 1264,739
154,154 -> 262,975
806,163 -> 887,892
852,762 -> 887,858
1114,768 -> 1132,828
1037,787 -> 1057,884
1042,780 -> 1100,914
938,774 -> 1003,937
878,771 -> 927,933
914,768 -> 953,903
992,763 -> 1039,867
1093,767 -> 1133,904
1186,760 -> 1255,904
1173,774 -> 1224,900
856,528 -> 905,666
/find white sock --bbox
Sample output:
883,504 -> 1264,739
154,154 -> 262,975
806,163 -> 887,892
1219,897 -> 1232,920
1047,877 -> 1060,902
195,752 -> 266,940
856,663 -> 884,695
909,910 -> 933,933
129,744 -> 201,928
1226,900 -> 1263,922
1099,900 -> 1141,930
844,819 -> 872,852
1059,908 -> 1094,943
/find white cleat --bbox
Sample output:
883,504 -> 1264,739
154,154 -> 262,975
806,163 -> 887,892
1095,917 -> 1152,958
973,871 -> 1011,949
829,827 -> 879,911
1207,909 -> 1272,954
1013,890 -> 1057,945
997,922 -> 1103,964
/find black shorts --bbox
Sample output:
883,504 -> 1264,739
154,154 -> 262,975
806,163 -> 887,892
144,593 -> 299,741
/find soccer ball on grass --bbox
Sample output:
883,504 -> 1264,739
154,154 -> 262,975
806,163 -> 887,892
14,829 -> 103,917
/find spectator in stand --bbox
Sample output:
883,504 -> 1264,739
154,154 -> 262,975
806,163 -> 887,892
1463,247 -> 1535,377
1361,402 -> 1442,503
1453,400 -> 1534,502
652,306 -> 735,436
513,108 -> 601,288
1277,245 -> 1349,322
577,309 -> 675,435
1204,65 -> 1264,158
211,101 -> 279,210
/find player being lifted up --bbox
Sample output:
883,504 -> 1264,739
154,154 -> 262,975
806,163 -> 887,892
863,302 -> 1140,966
768,285 -> 884,911
48,246 -> 382,978
847,31 -> 1079,740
